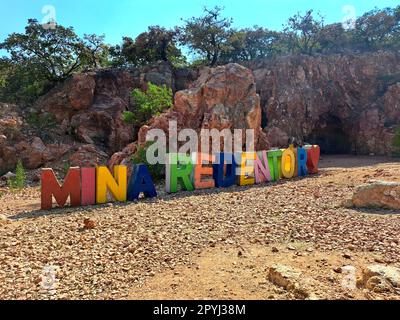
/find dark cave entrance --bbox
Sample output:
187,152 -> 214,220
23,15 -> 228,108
306,114 -> 352,154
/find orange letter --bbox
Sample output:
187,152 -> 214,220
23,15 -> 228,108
193,153 -> 215,190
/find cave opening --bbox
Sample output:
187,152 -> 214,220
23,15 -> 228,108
306,114 -> 352,154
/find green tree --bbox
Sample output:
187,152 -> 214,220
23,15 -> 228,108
111,26 -> 183,67
0,57 -> 50,104
7,160 -> 26,189
123,82 -> 173,126
319,23 -> 350,53
81,34 -> 110,68
0,19 -> 108,104
221,27 -> 284,63
1,19 -> 99,84
179,6 -> 232,66
283,10 -> 325,55
354,7 -> 400,50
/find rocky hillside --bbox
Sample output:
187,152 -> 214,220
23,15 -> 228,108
1,51 -> 400,176
0,62 -> 198,176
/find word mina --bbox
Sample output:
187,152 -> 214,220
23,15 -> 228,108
40,145 -> 320,210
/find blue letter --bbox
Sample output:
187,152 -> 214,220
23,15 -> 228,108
297,148 -> 308,177
213,153 -> 238,188
127,165 -> 157,201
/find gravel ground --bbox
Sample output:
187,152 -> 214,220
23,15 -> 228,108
0,155 -> 399,300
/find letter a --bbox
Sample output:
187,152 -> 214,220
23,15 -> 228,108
127,165 -> 157,201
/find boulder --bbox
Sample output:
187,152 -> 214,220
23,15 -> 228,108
14,137 -> 70,170
268,264 -> 302,290
352,181 -> 400,210
268,264 -> 310,299
362,265 -> 400,291
0,214 -> 11,225
0,172 -> 16,181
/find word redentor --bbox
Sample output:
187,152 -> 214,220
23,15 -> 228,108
40,145 -> 320,210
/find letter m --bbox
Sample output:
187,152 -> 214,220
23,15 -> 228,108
41,168 -> 81,210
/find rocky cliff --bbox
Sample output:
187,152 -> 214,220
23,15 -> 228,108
250,51 -> 400,155
1,51 -> 399,176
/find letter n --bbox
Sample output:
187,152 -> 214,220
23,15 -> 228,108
41,168 -> 81,210
96,166 -> 127,204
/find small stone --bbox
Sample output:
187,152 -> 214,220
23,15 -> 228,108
272,247 -> 279,253
343,253 -> 352,260
83,218 -> 96,230
0,214 -> 11,225
333,267 -> 343,274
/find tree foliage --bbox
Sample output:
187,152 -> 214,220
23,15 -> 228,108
354,7 -> 400,50
7,160 -> 26,189
220,27 -> 283,63
179,6 -> 232,66
123,82 -> 173,126
0,19 -> 108,104
283,10 -> 325,55
111,26 -> 183,67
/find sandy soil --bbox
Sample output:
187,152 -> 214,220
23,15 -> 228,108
0,155 -> 399,300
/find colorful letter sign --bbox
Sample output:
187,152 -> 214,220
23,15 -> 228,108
40,146 -> 320,210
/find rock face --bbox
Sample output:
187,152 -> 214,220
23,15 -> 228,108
250,51 -> 400,155
111,63 -> 269,167
35,69 -> 135,153
352,180 -> 400,210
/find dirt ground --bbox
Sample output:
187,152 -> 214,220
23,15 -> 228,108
0,155 -> 399,300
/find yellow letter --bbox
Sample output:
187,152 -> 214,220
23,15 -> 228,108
239,152 -> 255,186
281,149 -> 295,179
96,166 -> 127,204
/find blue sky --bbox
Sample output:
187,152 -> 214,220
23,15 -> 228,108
0,0 -> 398,46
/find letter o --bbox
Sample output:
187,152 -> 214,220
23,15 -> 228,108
281,149 -> 295,179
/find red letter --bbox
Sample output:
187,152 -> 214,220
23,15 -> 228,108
307,145 -> 321,174
81,168 -> 96,206
41,168 -> 81,210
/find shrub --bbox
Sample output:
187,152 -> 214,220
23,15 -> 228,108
123,82 -> 173,126
7,160 -> 26,189
132,142 -> 165,182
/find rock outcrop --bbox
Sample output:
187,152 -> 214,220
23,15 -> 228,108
110,63 -> 269,166
35,69 -> 135,153
0,62 -> 198,174
361,265 -> 400,293
250,51 -> 400,155
352,180 -> 400,210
